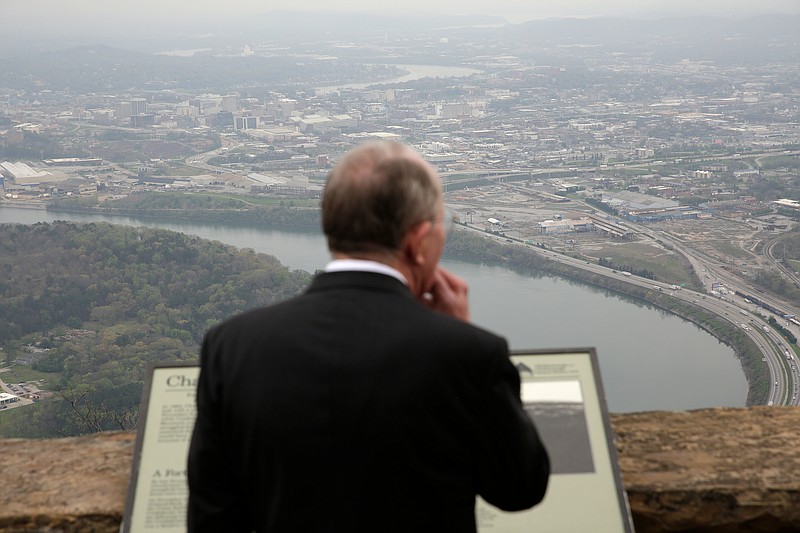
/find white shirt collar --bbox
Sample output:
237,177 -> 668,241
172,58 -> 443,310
324,259 -> 408,286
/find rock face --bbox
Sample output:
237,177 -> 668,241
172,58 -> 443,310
0,431 -> 134,533
1,407 -> 800,532
611,407 -> 800,532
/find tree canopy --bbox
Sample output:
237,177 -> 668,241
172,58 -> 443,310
0,221 -> 310,437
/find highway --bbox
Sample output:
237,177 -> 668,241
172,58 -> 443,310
179,139 -> 800,406
765,238 -> 800,289
639,225 -> 799,405
455,220 -> 799,406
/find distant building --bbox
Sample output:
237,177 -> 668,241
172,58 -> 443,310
290,114 -> 332,133
597,190 -> 695,221
538,219 -> 572,234
90,109 -> 115,124
116,101 -> 132,120
773,199 -> 800,210
176,103 -> 200,117
43,158 -> 102,167
0,393 -> 20,407
277,98 -> 298,119
424,152 -> 459,163
131,114 -> 155,128
438,102 -> 472,118
221,94 -> 238,113
363,89 -> 395,102
130,98 -> 147,116
234,115 -> 258,130
0,161 -> 52,181
245,126 -> 299,143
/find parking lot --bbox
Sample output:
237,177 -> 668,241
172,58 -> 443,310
0,373 -> 42,410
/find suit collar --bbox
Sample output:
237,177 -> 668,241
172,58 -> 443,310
324,259 -> 408,286
307,271 -> 413,298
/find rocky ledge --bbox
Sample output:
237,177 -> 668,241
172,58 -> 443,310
1,407 -> 799,532
613,407 -> 800,532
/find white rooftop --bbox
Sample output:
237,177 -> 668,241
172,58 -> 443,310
1,161 -> 52,180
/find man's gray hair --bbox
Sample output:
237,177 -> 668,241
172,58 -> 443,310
322,142 -> 440,254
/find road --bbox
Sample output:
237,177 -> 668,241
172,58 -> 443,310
181,139 -> 800,406
454,220 -> 798,406
765,238 -> 800,289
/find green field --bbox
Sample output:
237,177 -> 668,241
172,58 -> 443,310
0,364 -> 59,389
188,193 -> 319,208
706,239 -> 754,261
592,242 -> 697,286
758,155 -> 800,170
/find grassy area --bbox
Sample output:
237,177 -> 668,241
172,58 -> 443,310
614,167 -> 653,177
446,173 -> 477,183
706,240 -> 753,261
0,364 -> 60,390
186,192 -> 319,208
591,242 -> 697,286
758,155 -> 800,170
787,259 -> 800,275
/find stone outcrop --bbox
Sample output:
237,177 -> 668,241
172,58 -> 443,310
611,407 -> 800,532
1,407 -> 800,532
0,431 -> 133,533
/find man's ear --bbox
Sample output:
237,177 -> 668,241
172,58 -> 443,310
402,220 -> 432,266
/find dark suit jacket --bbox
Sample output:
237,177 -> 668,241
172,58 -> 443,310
188,271 -> 549,532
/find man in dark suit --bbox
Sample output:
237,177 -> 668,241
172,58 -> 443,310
187,141 -> 549,532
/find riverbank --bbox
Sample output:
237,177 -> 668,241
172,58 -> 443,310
46,201 -> 320,228
1,202 -> 751,408
443,227 -> 765,405
33,201 -> 764,404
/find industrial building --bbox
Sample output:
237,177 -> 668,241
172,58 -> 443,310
0,393 -> 20,408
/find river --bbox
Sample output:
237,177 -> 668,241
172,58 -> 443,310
316,64 -> 482,93
0,205 -> 748,412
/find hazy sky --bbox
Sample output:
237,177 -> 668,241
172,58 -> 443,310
4,0 -> 800,26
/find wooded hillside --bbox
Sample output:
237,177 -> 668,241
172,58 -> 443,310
0,221 -> 310,437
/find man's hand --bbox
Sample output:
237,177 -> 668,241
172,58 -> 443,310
421,268 -> 470,322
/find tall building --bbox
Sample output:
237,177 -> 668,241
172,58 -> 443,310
221,95 -> 238,113
438,102 -> 472,118
234,115 -> 257,130
277,98 -> 298,119
130,98 -> 148,116
115,101 -> 132,120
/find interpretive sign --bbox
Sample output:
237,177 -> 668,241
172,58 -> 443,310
124,349 -> 631,532
477,348 -> 634,532
122,362 -> 199,533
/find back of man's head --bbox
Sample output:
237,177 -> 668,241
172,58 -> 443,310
322,142 -> 440,255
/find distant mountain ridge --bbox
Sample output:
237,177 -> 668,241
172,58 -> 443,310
245,9 -> 508,34
0,12 -> 795,89
2,11 -> 797,54
506,14 -> 800,42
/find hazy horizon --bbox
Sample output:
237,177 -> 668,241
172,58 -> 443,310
3,0 -> 799,31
